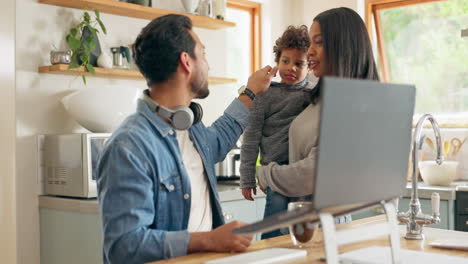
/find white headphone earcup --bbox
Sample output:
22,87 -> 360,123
171,106 -> 194,130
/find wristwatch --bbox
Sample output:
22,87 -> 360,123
238,85 -> 256,101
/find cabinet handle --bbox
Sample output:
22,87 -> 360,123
223,212 -> 233,221
465,220 -> 468,226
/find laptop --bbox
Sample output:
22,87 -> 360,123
233,77 -> 416,235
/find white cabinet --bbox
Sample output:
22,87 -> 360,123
40,208 -> 102,264
351,198 -> 455,230
39,195 -> 267,264
221,196 -> 266,241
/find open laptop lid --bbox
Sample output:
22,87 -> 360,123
314,77 -> 415,209
234,77 -> 415,235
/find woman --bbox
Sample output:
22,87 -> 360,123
251,7 -> 380,229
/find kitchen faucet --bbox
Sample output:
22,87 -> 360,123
397,114 -> 442,240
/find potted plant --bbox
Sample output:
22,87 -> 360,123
66,10 -> 107,84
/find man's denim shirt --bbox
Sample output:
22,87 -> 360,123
96,97 -> 249,264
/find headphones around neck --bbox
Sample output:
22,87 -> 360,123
143,90 -> 203,130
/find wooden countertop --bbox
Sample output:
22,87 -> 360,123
148,215 -> 468,264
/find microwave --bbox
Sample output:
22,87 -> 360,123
39,133 -> 110,198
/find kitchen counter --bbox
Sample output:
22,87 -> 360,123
38,183 -> 266,214
38,181 -> 468,213
147,215 -> 468,264
404,181 -> 468,200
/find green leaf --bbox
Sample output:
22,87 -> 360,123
82,75 -> 87,85
67,36 -> 81,50
86,36 -> 92,43
88,27 -> 97,36
97,19 -> 107,35
70,28 -> 78,37
79,55 -> 87,63
83,42 -> 91,53
94,9 -> 100,19
84,12 -> 90,23
89,41 -> 96,50
86,64 -> 95,75
68,62 -> 80,69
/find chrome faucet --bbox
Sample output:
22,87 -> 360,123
397,114 -> 443,240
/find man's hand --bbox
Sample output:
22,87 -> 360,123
247,65 -> 278,95
188,221 -> 253,253
241,187 -> 257,201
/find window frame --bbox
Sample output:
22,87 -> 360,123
365,0 -> 445,82
365,0 -> 468,128
227,0 -> 262,74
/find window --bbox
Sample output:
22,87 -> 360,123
367,0 -> 468,127
226,0 -> 261,84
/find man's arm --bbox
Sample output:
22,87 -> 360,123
238,66 -> 278,109
97,141 -> 190,263
205,66 -> 278,163
98,140 -> 253,263
187,221 -> 252,253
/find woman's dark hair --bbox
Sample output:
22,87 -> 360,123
310,7 -> 379,102
133,14 -> 196,86
273,25 -> 310,63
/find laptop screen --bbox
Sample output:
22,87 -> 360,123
313,77 -> 415,209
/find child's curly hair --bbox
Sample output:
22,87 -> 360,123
273,25 -> 310,63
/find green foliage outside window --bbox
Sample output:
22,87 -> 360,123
379,0 -> 468,127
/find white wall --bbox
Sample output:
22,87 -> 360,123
0,0 -> 17,263
13,1 -> 362,263
15,1 -> 153,263
297,0 -> 363,27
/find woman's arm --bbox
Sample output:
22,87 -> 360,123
257,146 -> 317,197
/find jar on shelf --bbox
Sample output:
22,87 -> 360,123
213,0 -> 226,20
198,0 -> 213,18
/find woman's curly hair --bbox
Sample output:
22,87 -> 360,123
273,25 -> 310,63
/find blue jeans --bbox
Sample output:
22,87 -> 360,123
261,187 -> 290,239
260,188 -> 353,239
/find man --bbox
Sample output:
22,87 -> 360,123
96,14 -> 277,263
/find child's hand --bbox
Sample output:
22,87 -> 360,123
241,188 -> 257,201
247,66 -> 278,95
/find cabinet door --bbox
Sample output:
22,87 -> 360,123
255,196 -> 266,221
40,208 -> 102,264
399,198 -> 454,230
351,206 -> 384,220
221,199 -> 257,224
221,197 -> 267,241
351,198 -> 455,230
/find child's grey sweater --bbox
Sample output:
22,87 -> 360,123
240,79 -> 315,188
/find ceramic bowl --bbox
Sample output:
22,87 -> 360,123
419,160 -> 458,186
62,85 -> 141,133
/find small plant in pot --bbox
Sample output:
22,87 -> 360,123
66,10 -> 107,84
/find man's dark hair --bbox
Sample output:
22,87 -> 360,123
310,7 -> 380,103
273,25 -> 310,63
133,14 -> 196,85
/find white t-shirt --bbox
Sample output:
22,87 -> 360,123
176,130 -> 213,232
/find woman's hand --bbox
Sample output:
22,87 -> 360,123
247,65 -> 278,95
258,182 -> 266,194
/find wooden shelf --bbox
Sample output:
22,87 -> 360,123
38,0 -> 236,30
38,64 -> 237,85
